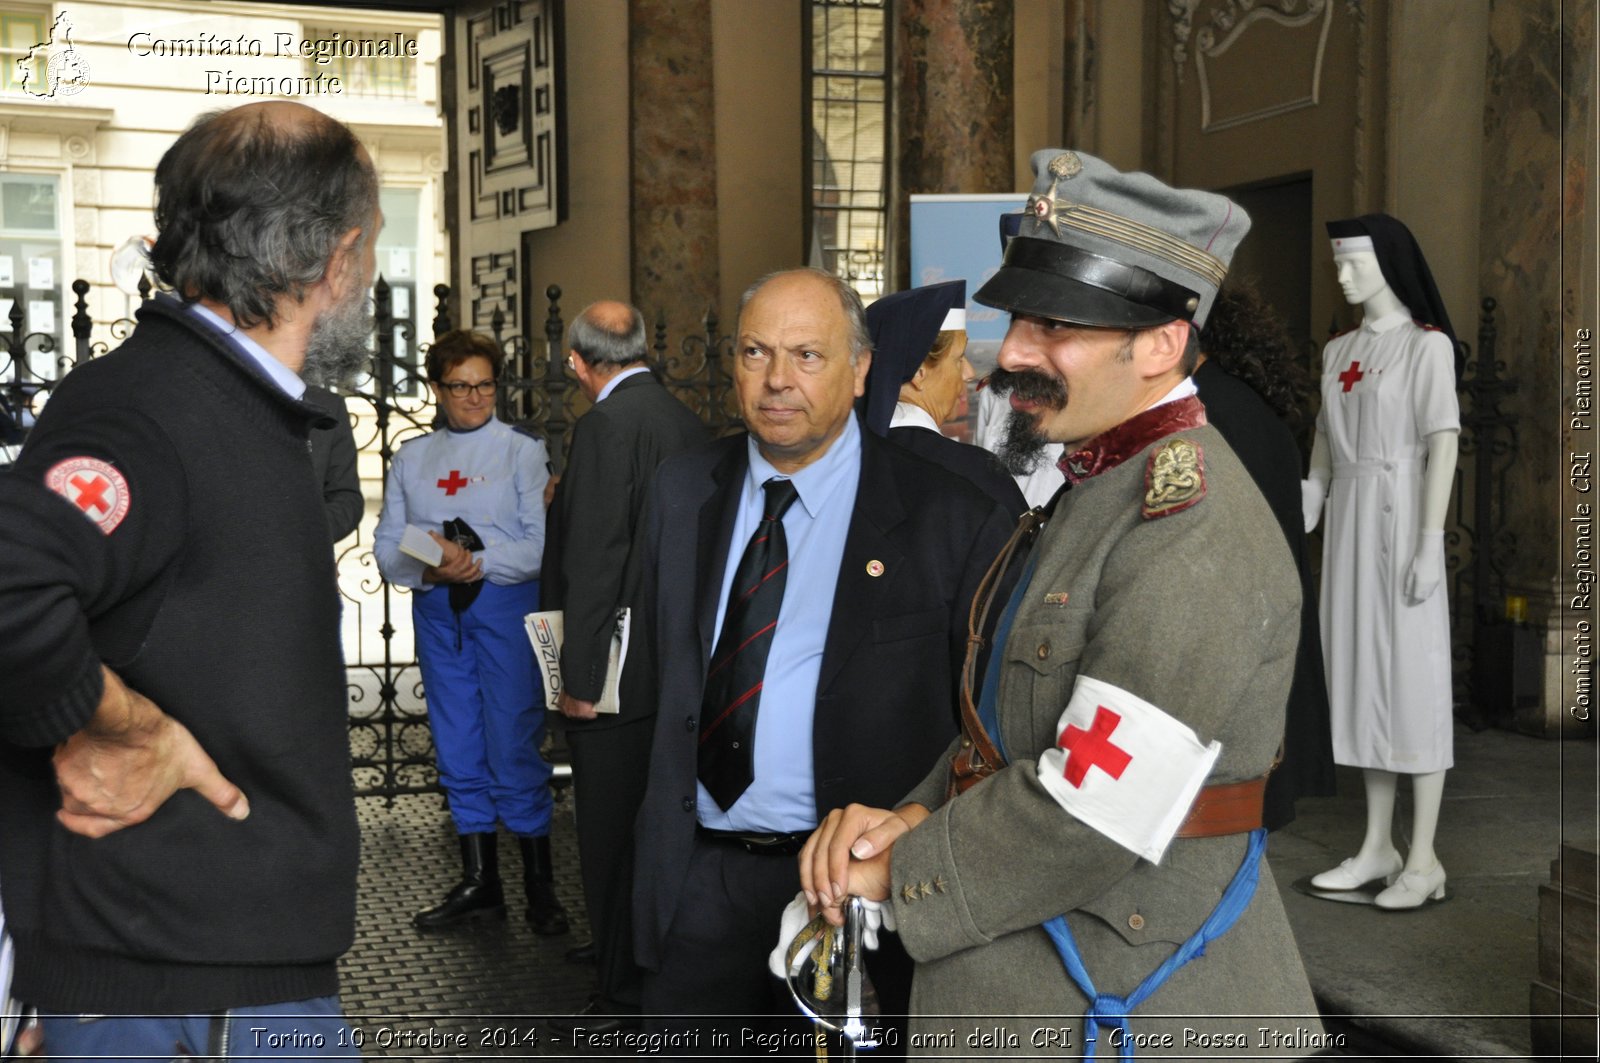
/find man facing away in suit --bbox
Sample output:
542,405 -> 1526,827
629,268 -> 1014,1048
540,300 -> 706,1034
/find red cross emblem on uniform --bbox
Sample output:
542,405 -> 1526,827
1337,361 -> 1365,392
44,456 -> 131,535
1058,706 -> 1133,788
437,469 -> 469,495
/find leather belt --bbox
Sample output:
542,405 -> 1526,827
695,826 -> 806,856
1174,774 -> 1269,838
955,765 -> 1270,838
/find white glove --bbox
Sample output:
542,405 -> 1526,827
768,892 -> 814,978
1301,476 -> 1328,533
766,891 -> 897,979
861,893 -> 896,943
1406,530 -> 1445,603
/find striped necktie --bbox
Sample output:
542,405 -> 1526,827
697,477 -> 800,810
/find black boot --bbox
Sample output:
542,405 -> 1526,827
413,833 -> 505,929
519,835 -> 569,936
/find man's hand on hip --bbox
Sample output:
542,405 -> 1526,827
53,666 -> 250,838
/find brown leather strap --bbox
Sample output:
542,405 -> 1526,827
950,509 -> 1047,798
1175,775 -> 1269,838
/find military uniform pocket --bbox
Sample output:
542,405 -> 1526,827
1078,858 -> 1223,947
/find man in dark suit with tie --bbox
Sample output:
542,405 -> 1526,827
541,300 -> 706,1032
630,268 -> 1014,1043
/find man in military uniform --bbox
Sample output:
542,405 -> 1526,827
800,151 -> 1322,1056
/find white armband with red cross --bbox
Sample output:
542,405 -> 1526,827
1035,675 -> 1220,864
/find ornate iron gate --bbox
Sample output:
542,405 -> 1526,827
0,281 -> 1530,786
0,279 -> 737,800
342,282 -> 738,798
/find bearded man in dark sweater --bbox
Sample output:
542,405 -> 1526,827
0,102 -> 380,1058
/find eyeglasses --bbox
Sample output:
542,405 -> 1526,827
438,380 -> 498,397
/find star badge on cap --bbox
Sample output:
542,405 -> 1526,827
1025,152 -> 1083,238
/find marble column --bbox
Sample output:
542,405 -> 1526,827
1478,0 -> 1594,737
630,0 -> 720,348
893,0 -> 1015,290
1478,0 -> 1576,592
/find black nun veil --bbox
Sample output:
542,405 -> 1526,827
860,280 -> 967,435
1326,213 -> 1465,381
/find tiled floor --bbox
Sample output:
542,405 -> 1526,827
335,722 -> 1600,1060
340,792 -> 590,1057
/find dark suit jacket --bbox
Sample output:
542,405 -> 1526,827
1193,360 -> 1336,827
888,424 -> 1030,519
541,371 -> 707,728
304,386 -> 363,543
631,423 -> 1015,971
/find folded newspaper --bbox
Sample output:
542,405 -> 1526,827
525,608 -> 630,714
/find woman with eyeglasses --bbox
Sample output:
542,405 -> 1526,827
374,329 -> 568,936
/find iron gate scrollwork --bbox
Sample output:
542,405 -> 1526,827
1,279 -> 1527,786
3,278 -> 735,799
340,284 -> 738,798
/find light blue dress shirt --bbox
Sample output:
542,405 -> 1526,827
595,364 -> 651,404
186,301 -> 307,400
697,415 -> 863,832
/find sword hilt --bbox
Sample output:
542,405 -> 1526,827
782,896 -> 880,1057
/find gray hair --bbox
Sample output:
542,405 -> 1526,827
738,268 -> 873,363
567,302 -> 648,368
150,108 -> 379,330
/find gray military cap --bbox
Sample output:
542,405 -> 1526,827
975,149 -> 1250,330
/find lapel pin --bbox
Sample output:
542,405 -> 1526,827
1044,591 -> 1070,606
866,559 -> 885,578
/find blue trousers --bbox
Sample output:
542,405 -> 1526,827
37,996 -> 358,1060
413,579 -> 553,836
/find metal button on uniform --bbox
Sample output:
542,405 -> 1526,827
681,797 -> 695,812
1037,642 -> 1050,660
1127,913 -> 1146,931
686,716 -> 696,731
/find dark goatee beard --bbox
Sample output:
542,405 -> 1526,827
301,289 -> 375,390
987,367 -> 1066,475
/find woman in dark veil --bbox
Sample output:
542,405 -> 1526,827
861,280 -> 1027,518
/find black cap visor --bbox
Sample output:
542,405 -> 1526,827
974,237 -> 1197,330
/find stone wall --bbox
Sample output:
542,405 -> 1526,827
1479,0 -> 1578,594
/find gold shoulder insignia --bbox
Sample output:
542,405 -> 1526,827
1142,438 -> 1206,520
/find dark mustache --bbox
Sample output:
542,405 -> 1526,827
987,366 -> 1066,407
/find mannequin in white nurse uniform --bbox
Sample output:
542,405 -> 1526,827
1303,230 -> 1460,910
